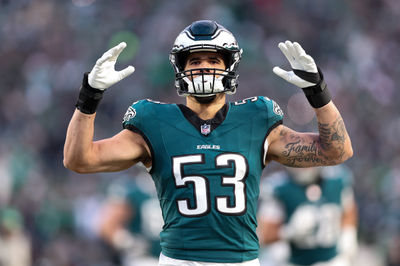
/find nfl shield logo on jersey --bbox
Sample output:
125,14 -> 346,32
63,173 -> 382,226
200,124 -> 211,135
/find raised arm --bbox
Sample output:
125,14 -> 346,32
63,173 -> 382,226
63,111 -> 150,173
63,43 -> 150,173
266,41 -> 353,167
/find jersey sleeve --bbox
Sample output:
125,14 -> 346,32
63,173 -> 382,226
257,96 -> 284,133
122,100 -> 155,172
256,97 -> 284,165
122,100 -> 148,132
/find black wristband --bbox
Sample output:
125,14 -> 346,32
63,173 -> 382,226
75,72 -> 105,114
293,67 -> 331,108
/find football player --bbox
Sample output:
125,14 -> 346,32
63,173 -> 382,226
64,20 -> 353,266
258,166 -> 358,266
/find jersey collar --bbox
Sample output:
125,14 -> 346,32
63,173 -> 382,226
177,104 -> 229,136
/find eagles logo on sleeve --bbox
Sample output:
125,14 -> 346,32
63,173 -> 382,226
123,106 -> 136,123
272,100 -> 284,116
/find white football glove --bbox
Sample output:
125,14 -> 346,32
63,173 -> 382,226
88,42 -> 135,90
338,227 -> 358,262
273,40 -> 319,88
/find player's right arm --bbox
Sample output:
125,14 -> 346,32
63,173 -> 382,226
63,42 -> 150,173
63,111 -> 150,173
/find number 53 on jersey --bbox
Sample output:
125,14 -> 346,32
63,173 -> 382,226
173,153 -> 248,217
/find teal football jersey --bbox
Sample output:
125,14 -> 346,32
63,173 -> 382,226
122,96 -> 283,263
268,166 -> 353,265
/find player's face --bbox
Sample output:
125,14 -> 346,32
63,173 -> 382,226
184,52 -> 226,79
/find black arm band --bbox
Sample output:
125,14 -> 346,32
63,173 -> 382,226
75,72 -> 105,114
293,68 -> 332,108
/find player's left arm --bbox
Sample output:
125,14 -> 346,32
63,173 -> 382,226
266,41 -> 353,167
266,103 -> 352,167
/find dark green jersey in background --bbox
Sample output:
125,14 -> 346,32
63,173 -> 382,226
260,165 -> 354,265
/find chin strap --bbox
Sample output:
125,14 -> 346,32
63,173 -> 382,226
194,95 -> 217,104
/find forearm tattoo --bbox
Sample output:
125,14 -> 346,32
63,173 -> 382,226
318,117 -> 347,150
279,116 -> 348,166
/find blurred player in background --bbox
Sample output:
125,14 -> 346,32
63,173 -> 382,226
64,20 -> 353,265
98,173 -> 162,266
258,166 -> 358,266
0,208 -> 31,266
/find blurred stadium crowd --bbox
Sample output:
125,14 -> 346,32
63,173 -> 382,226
0,0 -> 400,265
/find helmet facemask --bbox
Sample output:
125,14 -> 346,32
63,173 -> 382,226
179,66 -> 234,97
169,20 -> 242,97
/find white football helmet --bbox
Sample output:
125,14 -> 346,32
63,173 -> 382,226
169,20 -> 242,97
